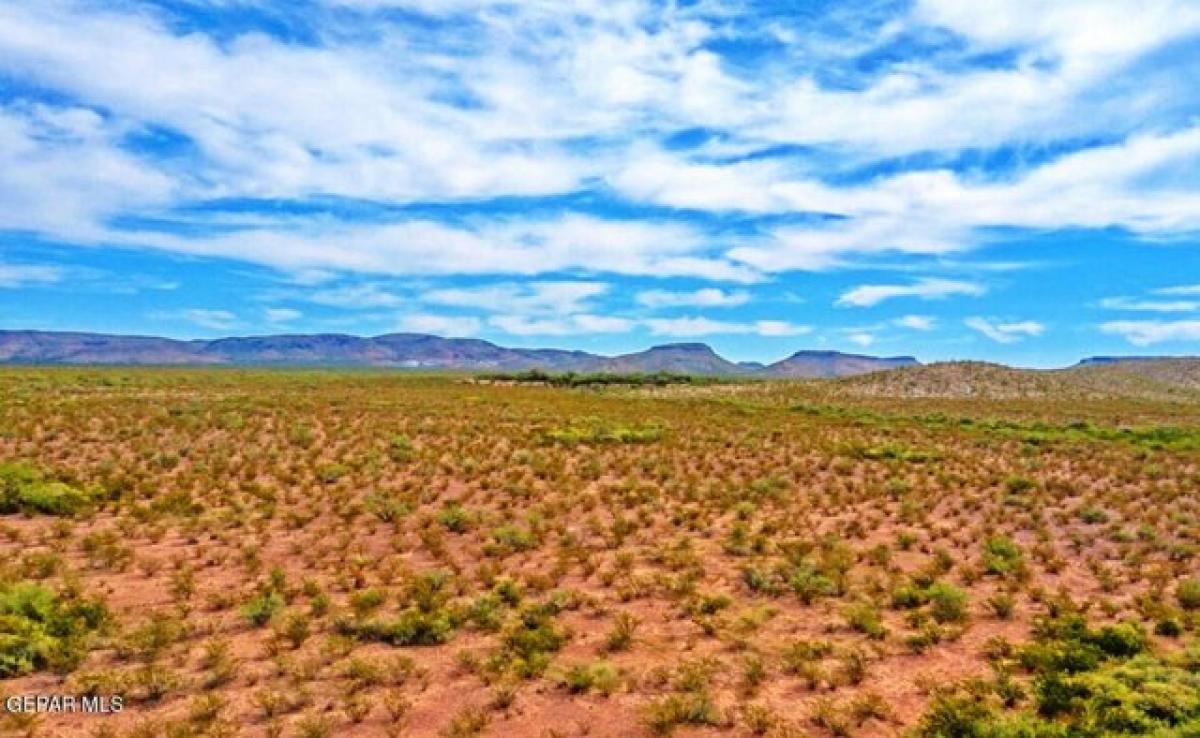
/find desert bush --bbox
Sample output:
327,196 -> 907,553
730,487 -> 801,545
341,608 -> 458,647
0,582 -> 108,676
242,590 -> 285,627
982,536 -> 1025,577
645,693 -> 720,735
0,462 -> 93,516
605,611 -> 638,652
1177,578 -> 1200,610
927,582 -> 970,624
845,601 -> 887,639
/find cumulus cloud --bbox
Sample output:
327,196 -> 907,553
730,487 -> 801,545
837,279 -> 985,308
965,317 -> 1045,343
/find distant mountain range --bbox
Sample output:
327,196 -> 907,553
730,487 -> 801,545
0,330 -> 919,378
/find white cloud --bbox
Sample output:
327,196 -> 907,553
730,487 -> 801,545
1101,320 -> 1200,346
965,317 -> 1045,343
847,332 -> 875,347
180,309 -> 238,330
0,0 -> 1196,295
837,278 -> 985,308
0,263 -> 64,288
573,314 -> 639,333
1100,297 -> 1200,313
397,314 -> 481,336
895,315 -> 935,330
1155,284 -> 1200,296
424,281 -> 608,315
635,288 -> 750,309
307,284 -> 403,309
115,215 -> 757,283
754,320 -> 811,337
0,103 -> 175,241
638,126 -> 1200,272
265,308 -> 302,323
487,313 -> 634,336
643,317 -> 808,337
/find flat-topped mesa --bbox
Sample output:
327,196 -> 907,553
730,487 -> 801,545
763,350 -> 919,378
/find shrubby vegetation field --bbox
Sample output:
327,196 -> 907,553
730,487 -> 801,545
1,368 -> 1199,737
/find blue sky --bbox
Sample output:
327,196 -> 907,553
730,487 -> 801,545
1,1 -> 1199,367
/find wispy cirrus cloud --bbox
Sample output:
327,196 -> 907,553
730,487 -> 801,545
152,308 -> 239,331
965,317 -> 1044,344
487,314 -> 635,337
265,308 -> 302,323
1101,320 -> 1200,346
0,262 -> 64,288
894,315 -> 936,331
424,282 -> 609,315
635,288 -> 750,309
837,279 -> 985,308
644,317 -> 811,338
1099,296 -> 1200,313
398,314 -> 482,337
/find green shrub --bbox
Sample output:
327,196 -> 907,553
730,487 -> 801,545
988,592 -> 1016,620
1004,476 -> 1036,494
388,434 -> 413,462
927,582 -> 970,624
342,608 -> 458,647
491,603 -> 570,679
0,462 -> 93,516
645,693 -> 720,735
543,423 -> 664,446
489,524 -> 538,553
438,504 -> 472,533
364,492 -> 410,522
845,601 -> 887,639
241,591 -> 285,627
0,582 -> 108,676
790,565 -> 836,605
982,536 -> 1025,577
350,588 -> 386,619
1177,578 -> 1200,610
742,566 -> 783,596
891,583 -> 927,610
564,660 -> 619,695
915,614 -> 1184,736
605,612 -> 638,652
